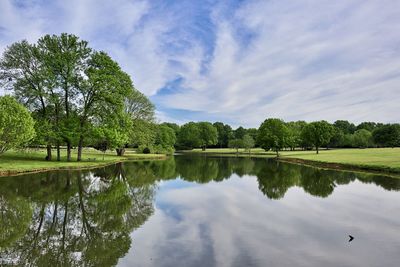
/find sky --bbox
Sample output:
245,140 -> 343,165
1,0 -> 400,128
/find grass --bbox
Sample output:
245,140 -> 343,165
0,148 -> 166,176
185,147 -> 400,174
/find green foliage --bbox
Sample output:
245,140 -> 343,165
286,121 -> 306,149
0,33 -> 154,161
125,88 -> 155,121
353,129 -> 373,148
197,122 -> 218,150
154,125 -> 176,154
213,122 -> 233,148
357,122 -> 378,132
301,121 -> 334,153
333,120 -> 356,134
242,134 -> 255,152
0,96 -> 35,153
257,118 -> 289,156
373,124 -> 400,147
228,139 -> 244,152
234,126 -> 246,139
161,122 -> 180,136
130,120 -> 156,148
177,122 -> 201,149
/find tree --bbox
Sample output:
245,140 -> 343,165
92,112 -> 132,157
242,134 -> 255,153
213,122 -> 233,148
234,126 -> 246,139
228,139 -> 243,153
286,121 -> 307,150
333,120 -> 356,134
0,40 -> 54,160
373,124 -> 400,147
0,96 -> 35,153
353,129 -> 373,148
1,33 -> 151,161
130,120 -> 156,153
197,122 -> 218,151
37,33 -> 92,161
125,88 -> 154,121
161,122 -> 180,137
177,122 -> 201,149
246,128 -> 259,147
301,121 -> 334,154
78,51 -> 134,159
257,118 -> 289,157
357,122 -> 377,132
154,125 -> 176,154
328,127 -> 345,148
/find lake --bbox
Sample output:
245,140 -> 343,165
1,155 -> 400,266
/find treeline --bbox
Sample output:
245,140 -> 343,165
0,34 -> 175,160
161,119 -> 400,155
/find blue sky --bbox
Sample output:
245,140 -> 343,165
1,0 -> 400,127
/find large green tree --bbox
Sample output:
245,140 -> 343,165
77,51 -> 133,160
242,134 -> 255,153
213,122 -> 233,148
0,40 -> 55,160
37,33 -> 92,161
257,118 -> 289,157
177,122 -> 201,149
0,96 -> 35,153
197,122 -> 218,151
353,129 -> 373,148
154,124 -> 176,154
301,121 -> 334,154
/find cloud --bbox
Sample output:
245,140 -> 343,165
1,0 -> 400,126
118,175 -> 400,267
156,0 -> 400,126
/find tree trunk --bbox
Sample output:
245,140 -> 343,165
316,146 -> 319,154
57,142 -> 61,161
276,149 -> 279,157
77,135 -> 83,162
46,144 -> 52,161
116,148 -> 125,156
66,142 -> 72,161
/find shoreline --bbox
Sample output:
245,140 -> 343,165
0,153 -> 167,177
177,150 -> 400,178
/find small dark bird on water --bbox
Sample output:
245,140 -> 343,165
348,235 -> 354,242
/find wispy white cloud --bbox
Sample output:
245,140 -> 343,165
159,0 -> 400,126
1,0 -> 400,126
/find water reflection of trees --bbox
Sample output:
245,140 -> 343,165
1,156 -> 400,264
0,166 -> 155,266
124,156 -> 400,200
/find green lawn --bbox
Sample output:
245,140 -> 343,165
0,148 -> 165,176
187,147 -> 400,173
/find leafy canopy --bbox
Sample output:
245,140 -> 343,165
0,96 -> 35,153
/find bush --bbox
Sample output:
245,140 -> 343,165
142,147 -> 151,154
0,96 -> 35,153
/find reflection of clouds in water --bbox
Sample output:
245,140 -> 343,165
119,175 -> 400,267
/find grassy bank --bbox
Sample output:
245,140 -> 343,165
184,148 -> 400,174
0,148 -> 166,176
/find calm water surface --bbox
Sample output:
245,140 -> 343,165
1,155 -> 400,266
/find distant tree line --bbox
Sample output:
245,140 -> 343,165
169,119 -> 400,155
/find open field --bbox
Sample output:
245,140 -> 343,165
186,148 -> 400,174
0,148 -> 166,176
